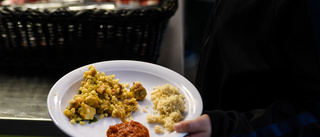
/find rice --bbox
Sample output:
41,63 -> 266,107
146,84 -> 185,132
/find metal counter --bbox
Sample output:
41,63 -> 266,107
0,68 -> 67,136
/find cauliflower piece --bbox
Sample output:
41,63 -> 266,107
85,94 -> 99,108
97,84 -> 108,94
80,103 -> 96,120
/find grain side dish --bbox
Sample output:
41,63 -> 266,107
63,65 -> 147,125
146,84 -> 185,132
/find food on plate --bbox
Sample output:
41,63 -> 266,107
106,120 -> 150,137
130,81 -> 147,100
146,84 -> 185,132
63,65 -> 147,124
154,125 -> 164,134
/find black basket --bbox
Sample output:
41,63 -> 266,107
0,0 -> 177,72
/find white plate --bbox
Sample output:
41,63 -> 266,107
47,60 -> 203,137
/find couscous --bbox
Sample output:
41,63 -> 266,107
146,84 -> 185,132
63,65 -> 147,124
154,125 -> 164,134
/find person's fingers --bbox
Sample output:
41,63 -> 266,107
174,114 -> 211,133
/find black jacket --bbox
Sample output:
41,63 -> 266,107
195,0 -> 320,136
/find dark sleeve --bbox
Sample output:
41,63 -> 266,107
204,100 -> 320,137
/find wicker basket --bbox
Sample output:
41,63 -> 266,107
0,0 -> 177,71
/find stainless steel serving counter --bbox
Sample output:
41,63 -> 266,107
0,71 -> 54,119
0,68 -> 67,136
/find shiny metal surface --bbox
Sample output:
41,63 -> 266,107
0,68 -> 67,136
0,69 -> 64,119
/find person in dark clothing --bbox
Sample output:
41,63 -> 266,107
174,0 -> 320,136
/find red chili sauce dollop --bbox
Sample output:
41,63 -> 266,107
107,121 -> 149,137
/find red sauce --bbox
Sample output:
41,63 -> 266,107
107,121 -> 149,137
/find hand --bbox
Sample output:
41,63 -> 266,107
174,114 -> 211,137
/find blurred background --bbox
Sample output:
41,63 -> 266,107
0,0 -> 215,136
0,0 -> 215,83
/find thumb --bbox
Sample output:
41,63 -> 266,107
174,114 -> 211,133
